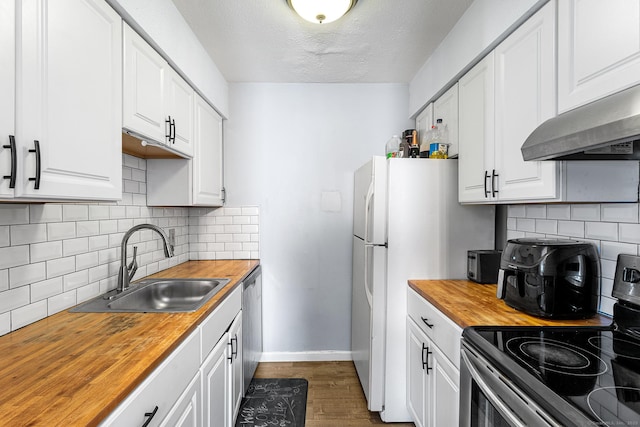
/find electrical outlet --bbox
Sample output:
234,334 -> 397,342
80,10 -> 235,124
168,228 -> 175,247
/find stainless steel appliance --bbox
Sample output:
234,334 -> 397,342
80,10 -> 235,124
242,265 -> 262,394
497,238 -> 599,319
467,249 -> 502,284
460,254 -> 640,426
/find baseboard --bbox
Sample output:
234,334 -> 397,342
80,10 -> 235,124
260,351 -> 352,362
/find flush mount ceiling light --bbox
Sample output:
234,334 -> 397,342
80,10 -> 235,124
287,0 -> 358,24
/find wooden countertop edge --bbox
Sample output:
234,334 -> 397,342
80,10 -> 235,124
408,279 -> 612,329
0,259 -> 259,427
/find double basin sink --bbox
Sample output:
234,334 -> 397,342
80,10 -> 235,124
71,278 -> 230,313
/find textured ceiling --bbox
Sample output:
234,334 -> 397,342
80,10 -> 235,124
170,0 -> 474,83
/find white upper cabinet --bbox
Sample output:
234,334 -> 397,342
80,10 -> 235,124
433,83 -> 459,158
13,0 -> 122,201
558,0 -> 640,113
123,24 -> 194,158
458,53 -> 495,203
146,94 -> 224,207
0,0 -> 15,198
493,0 -> 557,201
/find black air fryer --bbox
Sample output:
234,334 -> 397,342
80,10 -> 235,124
497,238 -> 600,319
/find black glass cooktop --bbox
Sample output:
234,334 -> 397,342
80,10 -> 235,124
464,325 -> 640,426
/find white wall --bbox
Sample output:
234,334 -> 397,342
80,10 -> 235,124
409,0 -> 543,117
106,0 -> 229,117
225,83 -> 412,355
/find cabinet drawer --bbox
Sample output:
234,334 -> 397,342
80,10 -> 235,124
101,328 -> 200,426
407,288 -> 462,368
200,285 -> 241,361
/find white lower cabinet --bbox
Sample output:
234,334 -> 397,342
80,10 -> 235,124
407,288 -> 460,427
101,286 -> 244,427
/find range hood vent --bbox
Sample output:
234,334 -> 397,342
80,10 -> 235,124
521,84 -> 640,161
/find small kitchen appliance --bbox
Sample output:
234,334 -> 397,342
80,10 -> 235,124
497,238 -> 599,319
460,253 -> 640,426
467,249 -> 502,284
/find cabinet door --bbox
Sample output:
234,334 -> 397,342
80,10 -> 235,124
458,53 -> 495,203
165,68 -> 194,157
494,1 -> 557,202
558,0 -> 640,113
202,332 -> 232,427
433,83 -> 459,158
229,312 -> 244,425
0,0 -> 15,198
16,0 -> 122,200
160,373 -> 202,427
407,318 -> 427,427
123,24 -> 167,144
193,95 -> 224,206
428,345 -> 459,427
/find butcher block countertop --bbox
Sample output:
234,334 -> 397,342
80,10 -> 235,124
408,279 -> 612,328
0,259 -> 259,427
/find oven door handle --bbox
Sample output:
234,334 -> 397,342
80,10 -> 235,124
461,348 -> 527,427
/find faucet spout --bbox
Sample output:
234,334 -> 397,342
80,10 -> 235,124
117,224 -> 174,293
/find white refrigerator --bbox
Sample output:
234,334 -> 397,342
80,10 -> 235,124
351,156 -> 495,422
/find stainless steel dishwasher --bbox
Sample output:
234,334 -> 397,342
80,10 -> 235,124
242,265 -> 262,394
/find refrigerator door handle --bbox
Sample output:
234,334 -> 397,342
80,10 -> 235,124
363,245 -> 373,307
364,181 -> 374,245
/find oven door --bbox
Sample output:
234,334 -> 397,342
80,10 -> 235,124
459,342 -> 562,427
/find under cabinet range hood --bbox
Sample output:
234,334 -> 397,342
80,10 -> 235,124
521,84 -> 640,161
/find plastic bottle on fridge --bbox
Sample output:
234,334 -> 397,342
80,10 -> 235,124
385,135 -> 401,158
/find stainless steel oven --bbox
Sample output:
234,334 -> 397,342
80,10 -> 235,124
460,340 -> 561,427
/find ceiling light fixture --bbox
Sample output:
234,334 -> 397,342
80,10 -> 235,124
287,0 -> 358,24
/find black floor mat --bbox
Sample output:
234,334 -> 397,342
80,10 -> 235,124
235,378 -> 308,427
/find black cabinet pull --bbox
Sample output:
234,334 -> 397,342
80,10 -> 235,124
3,135 -> 16,188
421,317 -> 434,329
484,170 -> 490,197
231,334 -> 238,358
421,343 -> 433,373
141,405 -> 158,427
170,118 -> 176,143
28,140 -> 41,190
228,339 -> 234,364
491,169 -> 499,197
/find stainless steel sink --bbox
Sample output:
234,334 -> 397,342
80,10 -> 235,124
70,278 -> 230,313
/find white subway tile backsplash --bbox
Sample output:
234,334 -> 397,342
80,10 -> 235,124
63,205 -> 89,222
232,216 -> 250,225
47,291 -> 77,316
99,220 -> 118,234
601,259 -> 617,280
76,221 -> 100,237
88,235 -> 109,252
0,226 -> 8,247
546,205 -> 570,220
110,206 -> 126,219
535,219 -> 557,235
600,296 -> 615,316
0,313 -> 9,336
525,205 -> 546,219
0,205 -> 29,226
76,252 -> 99,271
31,241 -> 63,263
77,282 -> 100,303
558,220 -> 585,238
0,270 -> 7,292
508,205 -> 526,218
601,278 -> 614,300
585,222 -> 618,241
63,238 -> 89,257
224,207 -> 242,216
216,216 -> 233,225
602,203 -> 638,223
88,265 -> 109,283
88,205 -> 110,221
63,270 -> 88,292
0,246 -> 29,270
224,224 -> 242,234
30,205 -> 62,224
571,204 -> 601,221
619,223 -> 640,244
12,301 -> 47,330
601,241 -> 638,261
241,207 -> 259,216
10,224 -> 47,245
516,218 -> 535,232
48,222 -> 76,241
0,287 -> 29,313
10,263 -> 46,289
31,277 -> 63,302
46,256 -> 76,279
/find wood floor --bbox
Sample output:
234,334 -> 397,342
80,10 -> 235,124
253,361 -> 415,427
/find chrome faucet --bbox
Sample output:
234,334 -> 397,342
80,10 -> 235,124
117,224 -> 174,293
